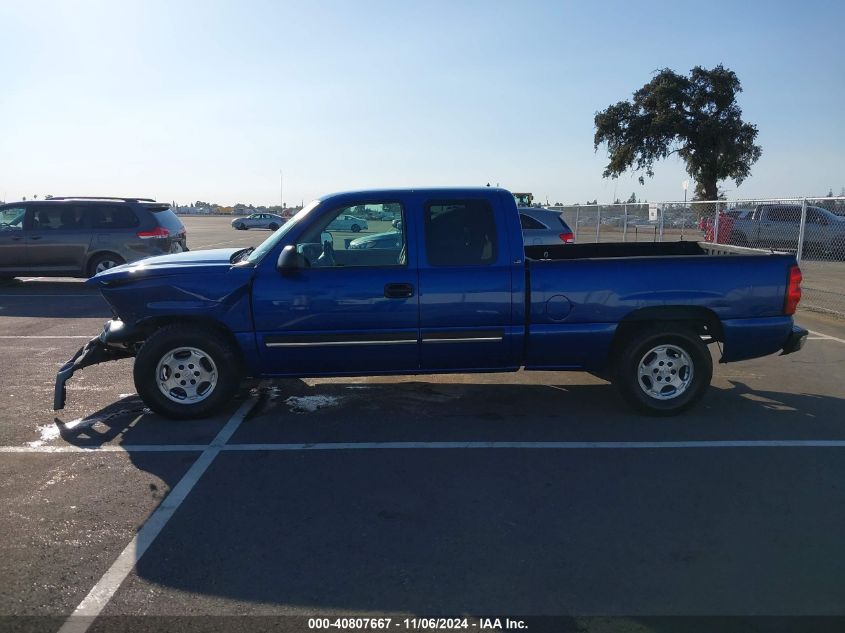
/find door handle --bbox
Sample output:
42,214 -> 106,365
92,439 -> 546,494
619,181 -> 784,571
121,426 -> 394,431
384,283 -> 414,299
29,235 -> 42,240
11,236 -> 23,241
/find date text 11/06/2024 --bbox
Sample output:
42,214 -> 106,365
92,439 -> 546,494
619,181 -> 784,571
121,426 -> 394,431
307,618 -> 527,630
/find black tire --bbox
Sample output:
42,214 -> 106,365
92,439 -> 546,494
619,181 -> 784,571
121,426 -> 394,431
612,326 -> 712,416
351,224 -> 361,233
88,252 -> 125,277
133,325 -> 241,419
236,222 -> 246,230
268,223 -> 279,231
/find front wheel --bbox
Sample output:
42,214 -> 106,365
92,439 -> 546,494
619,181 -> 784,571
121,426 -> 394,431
612,326 -> 712,416
350,224 -> 361,233
133,325 -> 241,419
268,222 -> 279,231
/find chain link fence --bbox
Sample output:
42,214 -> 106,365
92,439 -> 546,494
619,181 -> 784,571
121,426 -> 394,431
549,197 -> 845,318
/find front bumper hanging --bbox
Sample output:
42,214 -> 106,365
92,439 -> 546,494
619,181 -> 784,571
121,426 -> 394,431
53,321 -> 135,410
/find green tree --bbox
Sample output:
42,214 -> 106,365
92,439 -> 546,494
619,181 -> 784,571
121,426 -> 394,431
594,65 -> 762,201
627,192 -> 638,204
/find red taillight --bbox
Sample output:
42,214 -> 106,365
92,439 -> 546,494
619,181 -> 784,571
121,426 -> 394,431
784,265 -> 802,315
559,232 -> 574,243
137,226 -> 170,239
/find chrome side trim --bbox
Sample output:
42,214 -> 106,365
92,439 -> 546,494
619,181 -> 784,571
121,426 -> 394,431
422,336 -> 503,344
266,339 -> 418,348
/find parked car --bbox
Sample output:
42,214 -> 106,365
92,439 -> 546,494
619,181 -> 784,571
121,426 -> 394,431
725,208 -> 754,220
363,209 -> 393,221
729,204 -> 845,258
519,207 -> 574,245
56,187 -> 807,420
0,197 -> 187,279
231,213 -> 284,231
327,214 -> 368,232
348,230 -> 403,250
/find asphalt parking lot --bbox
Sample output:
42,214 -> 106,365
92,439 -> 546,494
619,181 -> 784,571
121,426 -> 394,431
3,216 -> 845,631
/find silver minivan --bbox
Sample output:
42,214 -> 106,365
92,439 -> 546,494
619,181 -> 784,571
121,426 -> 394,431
0,197 -> 187,279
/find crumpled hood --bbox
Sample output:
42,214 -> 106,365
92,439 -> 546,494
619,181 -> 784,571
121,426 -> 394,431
87,248 -> 243,286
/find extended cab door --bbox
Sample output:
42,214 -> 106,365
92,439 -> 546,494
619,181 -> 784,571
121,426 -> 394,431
251,199 -> 419,375
417,195 -> 518,370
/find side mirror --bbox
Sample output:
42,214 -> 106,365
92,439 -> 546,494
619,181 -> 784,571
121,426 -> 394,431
276,244 -> 308,273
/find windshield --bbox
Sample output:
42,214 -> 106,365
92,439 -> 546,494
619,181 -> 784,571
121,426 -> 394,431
246,199 -> 321,264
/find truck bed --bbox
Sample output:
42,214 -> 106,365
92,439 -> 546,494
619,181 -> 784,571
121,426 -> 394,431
524,241 -> 798,368
524,240 -> 776,261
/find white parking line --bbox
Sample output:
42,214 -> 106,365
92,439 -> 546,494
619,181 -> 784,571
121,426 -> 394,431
56,397 -> 257,633
221,440 -> 845,450
0,294 -> 100,298
807,330 -> 845,345
0,335 -> 93,339
7,439 -> 845,454
0,445 -> 207,453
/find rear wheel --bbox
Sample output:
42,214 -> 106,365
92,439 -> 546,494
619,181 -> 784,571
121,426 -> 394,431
88,253 -> 125,277
133,325 -> 241,419
612,326 -> 712,416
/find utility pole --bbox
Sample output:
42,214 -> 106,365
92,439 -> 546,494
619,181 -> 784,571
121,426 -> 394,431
280,170 -> 284,209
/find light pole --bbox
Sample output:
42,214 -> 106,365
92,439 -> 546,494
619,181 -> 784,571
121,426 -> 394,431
682,179 -> 689,206
280,170 -> 284,209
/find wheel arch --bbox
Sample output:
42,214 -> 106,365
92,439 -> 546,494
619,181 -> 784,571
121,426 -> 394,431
608,306 -> 723,367
133,316 -> 245,367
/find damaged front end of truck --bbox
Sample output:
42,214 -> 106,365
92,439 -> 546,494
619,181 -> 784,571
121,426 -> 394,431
53,319 -> 141,410
53,247 -> 256,411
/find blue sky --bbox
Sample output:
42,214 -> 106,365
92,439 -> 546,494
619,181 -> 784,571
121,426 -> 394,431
2,0 -> 843,206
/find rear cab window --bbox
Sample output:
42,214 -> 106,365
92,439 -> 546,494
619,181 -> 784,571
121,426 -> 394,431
424,199 -> 498,266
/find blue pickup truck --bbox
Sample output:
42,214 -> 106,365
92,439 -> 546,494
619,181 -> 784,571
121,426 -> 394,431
55,187 -> 807,419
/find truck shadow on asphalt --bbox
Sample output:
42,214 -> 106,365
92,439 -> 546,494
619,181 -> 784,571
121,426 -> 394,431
52,378 -> 845,449
45,380 -> 845,616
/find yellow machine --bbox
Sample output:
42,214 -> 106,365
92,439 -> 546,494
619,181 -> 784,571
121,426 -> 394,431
513,192 -> 533,207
